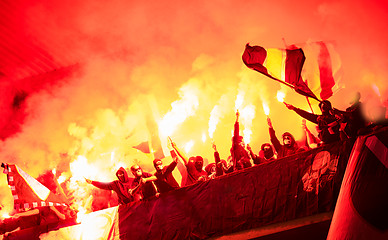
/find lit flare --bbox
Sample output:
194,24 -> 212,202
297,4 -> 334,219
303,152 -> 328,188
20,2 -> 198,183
277,90 -> 286,102
262,102 -> 270,116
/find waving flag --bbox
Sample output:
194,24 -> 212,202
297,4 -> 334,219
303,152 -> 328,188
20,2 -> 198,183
2,163 -> 69,211
300,41 -> 342,100
242,43 -> 318,100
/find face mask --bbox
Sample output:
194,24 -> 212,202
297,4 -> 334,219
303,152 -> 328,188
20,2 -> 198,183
283,136 -> 292,146
263,148 -> 274,159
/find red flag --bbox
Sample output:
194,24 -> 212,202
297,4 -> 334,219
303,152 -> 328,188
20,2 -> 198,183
300,41 -> 341,100
2,164 -> 69,211
132,141 -> 151,154
242,43 -> 318,100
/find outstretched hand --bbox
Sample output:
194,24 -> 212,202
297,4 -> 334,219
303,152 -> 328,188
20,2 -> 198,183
212,142 -> 217,151
283,102 -> 295,110
246,144 -> 252,151
302,119 -> 307,130
267,116 -> 273,128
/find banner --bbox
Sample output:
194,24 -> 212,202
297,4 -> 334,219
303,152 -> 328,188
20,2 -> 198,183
112,141 -> 347,239
2,164 -> 68,212
327,128 -> 388,239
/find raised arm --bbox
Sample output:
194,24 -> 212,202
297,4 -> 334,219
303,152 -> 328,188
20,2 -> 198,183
85,178 -> 114,191
284,102 -> 319,124
212,142 -> 221,164
233,111 -> 240,143
169,138 -> 188,165
267,117 -> 282,153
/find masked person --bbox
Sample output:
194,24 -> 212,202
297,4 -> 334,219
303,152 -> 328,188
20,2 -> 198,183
284,100 -> 341,144
267,117 -> 300,158
247,143 -> 276,165
129,165 -> 157,201
212,142 -> 233,177
85,167 -> 133,205
332,92 -> 368,140
152,156 -> 180,194
230,111 -> 252,170
170,140 -> 208,186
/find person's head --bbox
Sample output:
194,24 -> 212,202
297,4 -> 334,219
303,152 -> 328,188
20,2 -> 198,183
153,159 -> 163,172
130,165 -> 143,178
116,167 -> 129,183
261,143 -> 274,159
319,100 -> 332,114
205,163 -> 216,175
282,132 -> 295,147
237,136 -> 246,148
350,92 -> 361,105
194,156 -> 204,171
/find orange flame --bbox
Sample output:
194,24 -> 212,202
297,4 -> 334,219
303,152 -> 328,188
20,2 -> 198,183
240,105 -> 256,144
208,105 -> 220,138
185,140 -> 195,153
65,155 -> 112,223
235,93 -> 244,111
262,102 -> 270,116
158,85 -> 199,137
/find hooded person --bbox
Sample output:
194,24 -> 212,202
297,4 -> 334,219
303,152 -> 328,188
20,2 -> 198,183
85,167 -> 134,205
129,165 -> 157,201
247,143 -> 276,165
170,139 -> 208,186
284,100 -> 341,144
212,142 -> 233,176
152,156 -> 180,194
267,117 -> 301,158
230,111 -> 252,170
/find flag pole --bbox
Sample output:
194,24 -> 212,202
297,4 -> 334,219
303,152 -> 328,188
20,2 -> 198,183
306,96 -> 314,114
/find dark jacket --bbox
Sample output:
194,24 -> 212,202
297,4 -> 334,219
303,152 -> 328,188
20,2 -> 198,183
154,161 -> 179,193
131,172 -> 157,200
269,128 -> 300,158
91,167 -> 133,205
292,108 -> 340,144
185,161 -> 207,186
230,120 -> 252,170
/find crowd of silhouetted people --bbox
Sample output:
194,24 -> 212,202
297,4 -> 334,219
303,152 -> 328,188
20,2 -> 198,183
86,93 -> 385,206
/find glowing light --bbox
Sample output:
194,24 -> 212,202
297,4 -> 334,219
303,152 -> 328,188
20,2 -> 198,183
185,140 -> 194,153
372,84 -> 381,97
76,206 -> 87,223
208,105 -> 220,138
240,105 -> 256,145
262,102 -> 270,116
235,93 -> 244,111
57,173 -> 67,184
2,212 -> 10,219
52,168 -> 56,176
277,90 -> 286,102
70,156 -> 100,181
202,133 -> 206,143
243,129 -> 252,144
158,85 -> 199,137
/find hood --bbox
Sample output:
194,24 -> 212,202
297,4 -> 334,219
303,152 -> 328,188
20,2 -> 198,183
116,167 -> 130,183
282,132 -> 297,148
